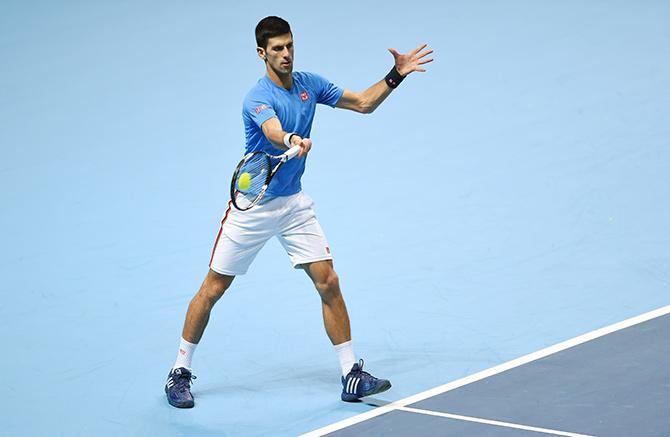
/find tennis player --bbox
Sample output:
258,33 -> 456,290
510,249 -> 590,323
165,16 -> 432,408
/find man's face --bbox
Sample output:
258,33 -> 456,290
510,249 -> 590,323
258,33 -> 294,75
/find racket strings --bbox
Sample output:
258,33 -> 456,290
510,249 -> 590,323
235,153 -> 270,199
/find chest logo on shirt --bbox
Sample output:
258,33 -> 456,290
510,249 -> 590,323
255,104 -> 269,114
300,90 -> 309,102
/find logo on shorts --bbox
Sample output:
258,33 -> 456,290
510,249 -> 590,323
255,104 -> 269,114
325,246 -> 330,254
300,90 -> 309,101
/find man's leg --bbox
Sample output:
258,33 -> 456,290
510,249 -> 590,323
302,260 -> 391,401
302,260 -> 351,346
279,193 -> 390,400
173,269 -> 235,369
182,269 -> 235,344
166,269 -> 234,408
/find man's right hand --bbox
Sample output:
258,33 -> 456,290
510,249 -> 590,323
291,136 -> 312,158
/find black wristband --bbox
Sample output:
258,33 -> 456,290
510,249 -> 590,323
384,66 -> 405,89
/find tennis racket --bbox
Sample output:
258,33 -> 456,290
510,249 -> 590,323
230,145 -> 303,211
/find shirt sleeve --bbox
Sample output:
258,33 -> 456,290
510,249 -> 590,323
243,91 -> 277,128
303,72 -> 344,107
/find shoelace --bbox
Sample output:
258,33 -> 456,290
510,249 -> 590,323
351,359 -> 373,378
174,371 -> 197,390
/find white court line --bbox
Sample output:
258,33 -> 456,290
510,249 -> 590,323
300,304 -> 670,436
398,406 -> 595,437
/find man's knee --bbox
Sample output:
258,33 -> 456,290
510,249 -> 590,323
197,269 -> 235,305
315,270 -> 341,301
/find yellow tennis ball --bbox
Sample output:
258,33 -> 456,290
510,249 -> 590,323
238,172 -> 251,191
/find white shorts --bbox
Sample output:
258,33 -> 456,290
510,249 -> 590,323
208,192 -> 332,276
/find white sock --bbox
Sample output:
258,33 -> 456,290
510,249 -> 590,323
334,340 -> 357,377
173,337 -> 198,370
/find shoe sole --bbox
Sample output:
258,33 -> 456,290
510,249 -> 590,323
341,380 -> 392,402
167,398 -> 194,408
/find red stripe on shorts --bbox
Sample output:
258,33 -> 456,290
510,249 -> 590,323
209,200 -> 233,268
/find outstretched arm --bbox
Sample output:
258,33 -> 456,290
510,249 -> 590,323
336,43 -> 433,114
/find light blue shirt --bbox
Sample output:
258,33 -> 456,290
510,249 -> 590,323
242,72 -> 344,196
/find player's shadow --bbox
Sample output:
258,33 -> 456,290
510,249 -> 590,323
361,397 -> 392,407
194,366 -> 333,398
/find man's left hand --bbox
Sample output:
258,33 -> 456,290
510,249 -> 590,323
388,43 -> 434,76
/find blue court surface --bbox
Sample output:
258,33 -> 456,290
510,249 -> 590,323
2,1 -> 669,436
305,307 -> 670,436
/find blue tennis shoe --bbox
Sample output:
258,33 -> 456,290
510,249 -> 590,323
341,359 -> 391,402
165,367 -> 196,408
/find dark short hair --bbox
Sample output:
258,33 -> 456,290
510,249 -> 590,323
255,16 -> 292,49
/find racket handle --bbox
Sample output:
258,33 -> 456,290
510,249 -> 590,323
285,144 -> 302,160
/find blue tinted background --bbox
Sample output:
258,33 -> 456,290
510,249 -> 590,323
1,1 -> 668,436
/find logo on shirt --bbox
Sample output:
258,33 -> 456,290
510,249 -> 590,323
300,90 -> 309,101
255,104 -> 269,114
